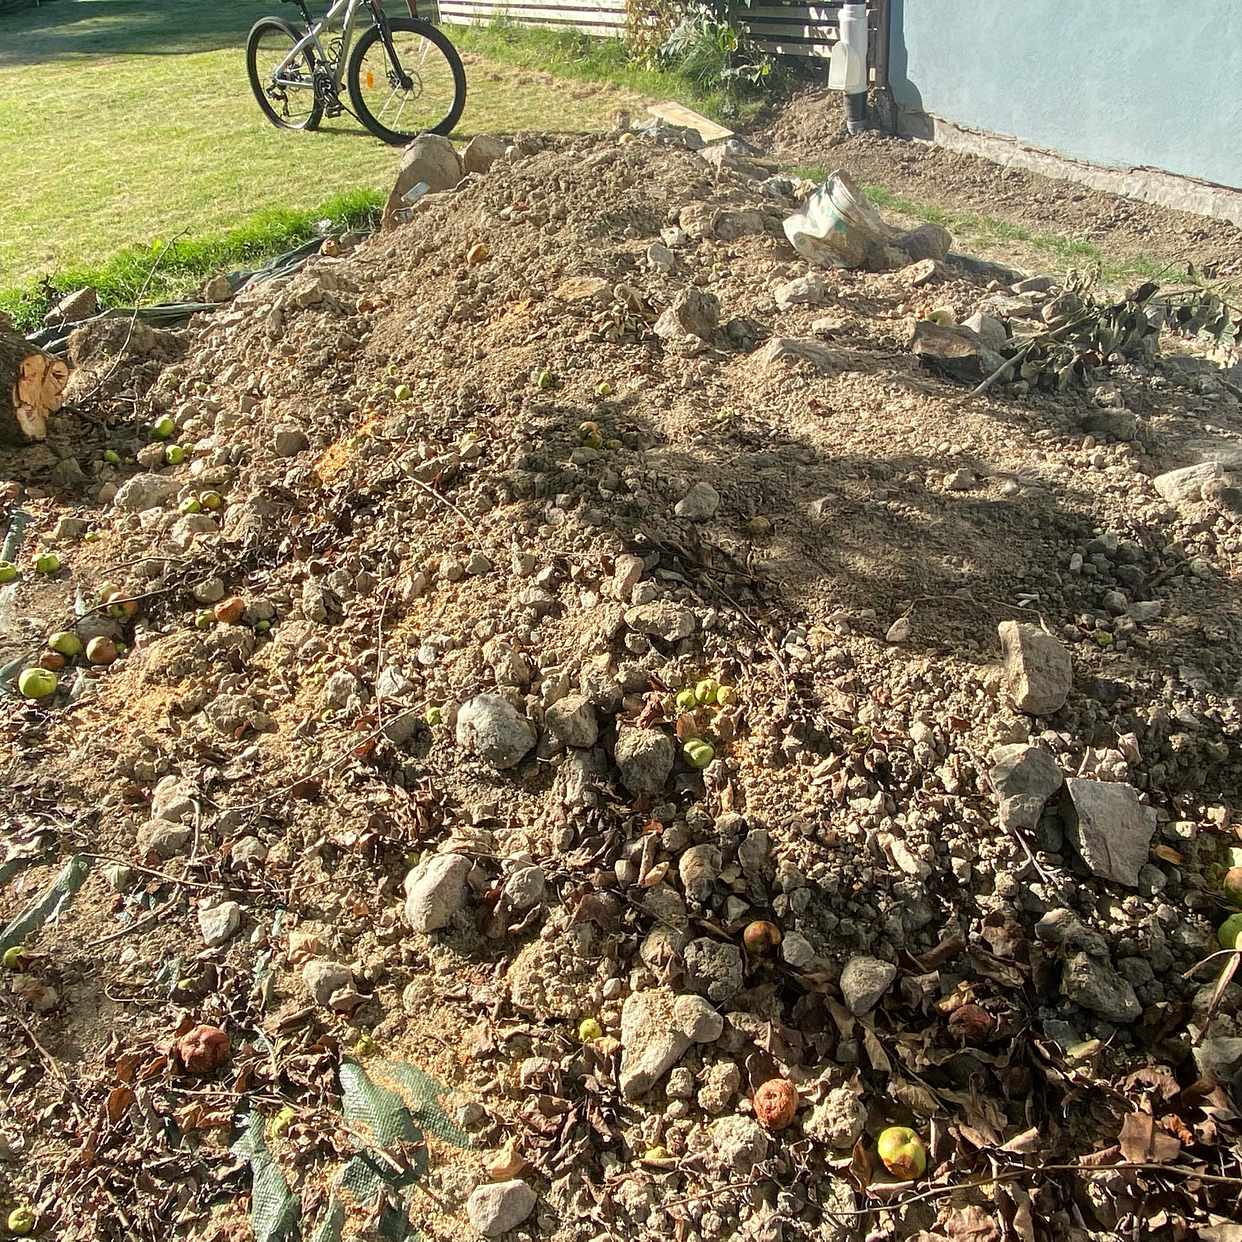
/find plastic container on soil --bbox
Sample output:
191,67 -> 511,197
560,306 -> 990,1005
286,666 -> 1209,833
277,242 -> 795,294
783,169 -> 904,269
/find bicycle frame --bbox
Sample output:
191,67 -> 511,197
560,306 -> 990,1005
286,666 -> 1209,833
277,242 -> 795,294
272,0 -> 408,96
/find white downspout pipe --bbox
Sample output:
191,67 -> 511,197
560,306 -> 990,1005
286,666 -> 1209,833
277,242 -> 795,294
829,2 -> 870,134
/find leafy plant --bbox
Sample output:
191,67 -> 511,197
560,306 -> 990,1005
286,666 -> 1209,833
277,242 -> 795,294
1164,263 -> 1242,356
629,0 -> 773,107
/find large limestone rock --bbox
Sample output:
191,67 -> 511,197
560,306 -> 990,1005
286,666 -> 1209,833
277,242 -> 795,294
997,620 -> 1072,715
462,133 -> 507,174
455,694 -> 536,769
383,134 -> 463,228
404,853 -> 471,933
1064,778 -> 1156,887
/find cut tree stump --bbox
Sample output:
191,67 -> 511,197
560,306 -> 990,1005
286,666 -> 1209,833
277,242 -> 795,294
0,328 -> 70,444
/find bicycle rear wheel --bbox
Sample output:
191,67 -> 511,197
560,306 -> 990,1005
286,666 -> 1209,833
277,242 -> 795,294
247,17 -> 322,132
346,17 -> 465,146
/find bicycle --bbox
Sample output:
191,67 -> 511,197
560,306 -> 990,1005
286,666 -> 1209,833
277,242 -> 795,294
246,0 -> 466,146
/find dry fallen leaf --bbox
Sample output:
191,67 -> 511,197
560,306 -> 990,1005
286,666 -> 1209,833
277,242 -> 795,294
1118,1110 -> 1181,1163
941,1204 -> 1002,1242
106,1085 -> 135,1124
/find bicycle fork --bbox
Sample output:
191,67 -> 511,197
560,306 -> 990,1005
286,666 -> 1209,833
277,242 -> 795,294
368,1 -> 413,91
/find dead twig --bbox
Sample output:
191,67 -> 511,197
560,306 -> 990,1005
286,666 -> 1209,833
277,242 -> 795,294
71,228 -> 191,408
409,475 -> 471,524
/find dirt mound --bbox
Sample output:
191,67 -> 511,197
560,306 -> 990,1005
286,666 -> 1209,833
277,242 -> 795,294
2,129 -> 1242,1241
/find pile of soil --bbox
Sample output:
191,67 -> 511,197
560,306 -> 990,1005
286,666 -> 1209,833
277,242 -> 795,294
752,88 -> 1242,278
2,127 -> 1242,1242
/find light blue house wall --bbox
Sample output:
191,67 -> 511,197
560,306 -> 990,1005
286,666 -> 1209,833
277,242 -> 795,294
889,0 -> 1242,190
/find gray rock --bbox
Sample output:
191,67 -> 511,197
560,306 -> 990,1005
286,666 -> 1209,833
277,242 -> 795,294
503,865 -> 546,912
168,513 -> 218,551
1193,1036 -> 1242,1088
1062,951 -> 1142,1023
678,844 -> 721,903
674,481 -> 720,520
44,286 -> 97,325
322,669 -> 362,709
781,931 -> 817,969
646,241 -> 675,273
467,1179 -> 536,1237
151,776 -> 197,824
654,287 -> 719,343
624,600 -> 695,642
232,836 -> 268,866
614,727 -> 676,796
543,693 -> 598,748
839,955 -> 897,1016
303,959 -> 352,1006
455,694 -> 536,769
1035,908 -> 1109,957
989,744 -> 1063,829
738,828 -> 771,881
1064,778 -> 1156,887
193,577 -> 226,605
1012,275 -> 1056,294
710,1116 -> 769,1172
998,620 -> 1072,715
113,473 -> 177,513
198,899 -> 241,947
138,817 -> 191,860
674,993 -> 724,1042
774,274 -> 830,311
962,311 -> 1008,352
683,937 -> 743,1005
404,853 -> 471,933
272,424 -> 309,456
51,516 -> 89,542
612,553 -> 645,601
754,336 -> 838,372
619,988 -> 691,1098
1153,462 -> 1223,504
461,133 -> 507,175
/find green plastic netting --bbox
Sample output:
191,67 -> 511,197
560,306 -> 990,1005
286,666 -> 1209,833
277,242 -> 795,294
236,1056 -> 471,1242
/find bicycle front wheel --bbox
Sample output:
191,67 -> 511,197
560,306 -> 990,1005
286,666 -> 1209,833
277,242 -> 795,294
346,17 -> 466,146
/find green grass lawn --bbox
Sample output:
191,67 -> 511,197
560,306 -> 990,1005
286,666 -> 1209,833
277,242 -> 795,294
0,0 -> 672,299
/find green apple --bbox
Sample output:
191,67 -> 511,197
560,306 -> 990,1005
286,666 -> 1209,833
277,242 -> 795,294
165,444 -> 187,465
17,667 -> 58,699
876,1126 -> 927,1179
683,739 -> 715,769
1222,866 -> 1242,908
694,678 -> 719,705
1218,913 -> 1242,950
0,561 -> 18,583
33,552 -> 61,574
7,1206 -> 37,1236
151,415 -> 176,440
49,631 -> 83,657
